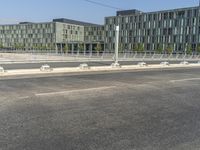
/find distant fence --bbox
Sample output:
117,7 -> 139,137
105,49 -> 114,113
0,50 -> 200,62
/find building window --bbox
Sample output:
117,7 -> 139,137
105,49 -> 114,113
169,12 -> 174,19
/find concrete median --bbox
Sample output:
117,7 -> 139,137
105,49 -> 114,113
0,63 -> 200,77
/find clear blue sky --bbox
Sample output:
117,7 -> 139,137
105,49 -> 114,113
0,0 -> 199,25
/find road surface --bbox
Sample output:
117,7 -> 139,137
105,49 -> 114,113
1,68 -> 200,150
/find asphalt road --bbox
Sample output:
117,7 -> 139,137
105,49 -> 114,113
0,60 -> 199,70
1,68 -> 200,150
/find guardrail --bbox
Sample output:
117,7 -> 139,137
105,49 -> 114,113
0,51 -> 200,62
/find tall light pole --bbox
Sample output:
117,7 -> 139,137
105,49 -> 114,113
111,25 -> 121,67
115,25 -> 119,63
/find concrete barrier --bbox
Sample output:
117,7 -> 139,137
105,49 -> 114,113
1,63 -> 200,77
111,62 -> 121,68
137,62 -> 147,67
160,61 -> 170,66
79,63 -> 90,70
40,64 -> 53,72
180,61 -> 189,65
0,66 -> 5,73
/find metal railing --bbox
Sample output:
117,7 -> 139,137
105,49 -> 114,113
0,50 -> 200,62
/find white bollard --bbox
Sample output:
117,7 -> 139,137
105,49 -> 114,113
40,64 -> 53,72
79,63 -> 90,69
111,62 -> 121,68
180,61 -> 189,65
160,61 -> 170,66
0,66 -> 5,73
137,62 -> 147,67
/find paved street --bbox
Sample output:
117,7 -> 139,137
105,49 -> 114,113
1,68 -> 200,150
0,60 -> 198,70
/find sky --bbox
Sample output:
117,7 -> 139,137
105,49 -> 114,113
0,0 -> 199,25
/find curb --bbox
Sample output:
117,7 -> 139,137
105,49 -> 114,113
0,64 -> 200,77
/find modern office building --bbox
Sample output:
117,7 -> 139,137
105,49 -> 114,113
105,6 -> 200,53
0,22 -> 56,50
84,25 -> 105,52
1,5 -> 200,53
53,18 -> 104,53
0,18 -> 104,53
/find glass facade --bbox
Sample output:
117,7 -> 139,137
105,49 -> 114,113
105,6 -> 200,53
0,22 -> 56,49
84,25 -> 104,43
1,6 -> 200,53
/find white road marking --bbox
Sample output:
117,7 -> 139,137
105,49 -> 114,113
170,78 -> 200,83
35,86 -> 116,97
18,96 -> 30,100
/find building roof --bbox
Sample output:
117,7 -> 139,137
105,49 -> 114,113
53,18 -> 102,26
19,22 -> 35,24
117,9 -> 143,16
105,6 -> 200,18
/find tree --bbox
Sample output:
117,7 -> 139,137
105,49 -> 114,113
78,43 -> 84,53
17,43 -> 25,50
166,44 -> 173,54
37,45 -> 43,51
14,43 -> 18,50
21,43 -> 26,50
32,44 -> 37,50
132,43 -> 145,52
32,45 -> 38,50
118,43 -> 124,53
132,43 -> 138,52
138,43 -> 144,52
14,43 -> 24,51
41,45 -> 47,51
186,44 -> 192,55
10,44 -> 14,50
156,44 -> 163,54
95,43 -> 102,53
63,44 -> 69,53
46,45 -> 51,51
35,45 -> 41,51
197,44 -> 200,54
0,43 -> 4,49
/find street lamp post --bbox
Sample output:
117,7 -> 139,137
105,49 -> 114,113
115,25 -> 119,64
111,25 -> 121,67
